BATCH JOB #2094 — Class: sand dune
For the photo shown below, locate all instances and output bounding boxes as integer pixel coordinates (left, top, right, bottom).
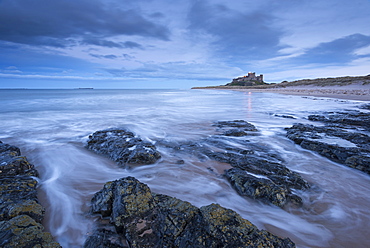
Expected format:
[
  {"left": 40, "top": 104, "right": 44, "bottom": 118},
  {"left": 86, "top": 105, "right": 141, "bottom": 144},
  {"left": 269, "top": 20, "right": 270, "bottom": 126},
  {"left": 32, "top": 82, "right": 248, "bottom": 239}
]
[{"left": 235, "top": 82, "right": 370, "bottom": 101}]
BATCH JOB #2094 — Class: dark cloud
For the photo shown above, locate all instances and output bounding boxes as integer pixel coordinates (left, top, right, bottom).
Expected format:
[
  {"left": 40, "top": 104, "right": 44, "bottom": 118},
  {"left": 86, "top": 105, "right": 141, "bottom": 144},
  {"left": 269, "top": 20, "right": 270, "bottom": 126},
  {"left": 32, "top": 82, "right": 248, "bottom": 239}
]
[
  {"left": 122, "top": 41, "right": 143, "bottom": 49},
  {"left": 187, "top": 1, "right": 285, "bottom": 60},
  {"left": 122, "top": 54, "right": 135, "bottom": 60},
  {"left": 90, "top": 54, "right": 118, "bottom": 59},
  {"left": 82, "top": 38, "right": 124, "bottom": 48},
  {"left": 82, "top": 39, "right": 143, "bottom": 49},
  {"left": 149, "top": 12, "right": 166, "bottom": 19},
  {"left": 0, "top": 0, "right": 170, "bottom": 47},
  {"left": 294, "top": 34, "right": 370, "bottom": 64},
  {"left": 0, "top": 41, "right": 96, "bottom": 73}
]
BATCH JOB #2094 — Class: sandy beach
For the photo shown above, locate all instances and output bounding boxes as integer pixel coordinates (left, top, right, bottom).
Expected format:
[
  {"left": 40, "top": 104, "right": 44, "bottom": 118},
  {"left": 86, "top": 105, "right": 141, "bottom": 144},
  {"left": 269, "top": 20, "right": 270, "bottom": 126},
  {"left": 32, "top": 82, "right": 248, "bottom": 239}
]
[{"left": 225, "top": 82, "right": 370, "bottom": 101}]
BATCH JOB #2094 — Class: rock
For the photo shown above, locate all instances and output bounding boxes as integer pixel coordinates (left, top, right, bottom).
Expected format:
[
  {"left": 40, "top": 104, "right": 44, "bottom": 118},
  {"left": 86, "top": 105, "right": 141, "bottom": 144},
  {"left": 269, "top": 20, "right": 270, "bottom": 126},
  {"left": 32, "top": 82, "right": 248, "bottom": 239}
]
[
  {"left": 232, "top": 155, "right": 310, "bottom": 190},
  {"left": 225, "top": 168, "right": 289, "bottom": 207},
  {"left": 359, "top": 103, "right": 370, "bottom": 110},
  {"left": 0, "top": 176, "right": 44, "bottom": 223},
  {"left": 0, "top": 215, "right": 60, "bottom": 248},
  {"left": 0, "top": 142, "right": 20, "bottom": 156},
  {"left": 86, "top": 129, "right": 161, "bottom": 166},
  {"left": 214, "top": 120, "right": 258, "bottom": 136},
  {"left": 214, "top": 120, "right": 258, "bottom": 130},
  {"left": 199, "top": 203, "right": 294, "bottom": 248},
  {"left": 308, "top": 110, "right": 370, "bottom": 130},
  {"left": 273, "top": 114, "right": 296, "bottom": 119},
  {"left": 85, "top": 177, "right": 295, "bottom": 248},
  {"left": 0, "top": 142, "right": 38, "bottom": 178},
  {"left": 286, "top": 123, "right": 370, "bottom": 175},
  {"left": 0, "top": 200, "right": 44, "bottom": 224},
  {"left": 84, "top": 227, "right": 129, "bottom": 248},
  {"left": 201, "top": 138, "right": 309, "bottom": 207},
  {"left": 0, "top": 141, "right": 61, "bottom": 247}
]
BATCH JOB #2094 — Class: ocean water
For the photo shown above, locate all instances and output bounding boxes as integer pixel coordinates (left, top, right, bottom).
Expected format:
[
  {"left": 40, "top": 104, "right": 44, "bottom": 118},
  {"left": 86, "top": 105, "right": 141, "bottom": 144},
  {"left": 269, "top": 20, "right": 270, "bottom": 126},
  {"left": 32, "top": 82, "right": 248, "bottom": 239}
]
[{"left": 0, "top": 89, "right": 369, "bottom": 248}]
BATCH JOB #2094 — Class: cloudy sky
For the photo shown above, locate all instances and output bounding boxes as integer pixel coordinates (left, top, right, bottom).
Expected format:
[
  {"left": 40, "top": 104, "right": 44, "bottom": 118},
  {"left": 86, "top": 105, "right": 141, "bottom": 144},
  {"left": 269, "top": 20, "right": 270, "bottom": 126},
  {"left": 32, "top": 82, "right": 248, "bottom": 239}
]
[{"left": 1, "top": 0, "right": 370, "bottom": 89}]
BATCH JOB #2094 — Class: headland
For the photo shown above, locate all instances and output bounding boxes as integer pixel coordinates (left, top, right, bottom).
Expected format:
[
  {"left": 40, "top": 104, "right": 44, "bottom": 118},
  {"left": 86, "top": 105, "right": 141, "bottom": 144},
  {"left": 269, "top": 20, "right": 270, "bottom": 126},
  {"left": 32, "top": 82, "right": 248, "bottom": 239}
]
[{"left": 193, "top": 75, "right": 370, "bottom": 101}]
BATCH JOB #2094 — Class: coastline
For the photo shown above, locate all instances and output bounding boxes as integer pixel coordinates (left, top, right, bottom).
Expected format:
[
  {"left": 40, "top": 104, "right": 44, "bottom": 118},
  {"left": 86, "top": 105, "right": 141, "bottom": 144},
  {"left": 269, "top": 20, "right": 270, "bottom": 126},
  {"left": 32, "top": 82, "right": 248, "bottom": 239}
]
[{"left": 193, "top": 82, "right": 370, "bottom": 101}]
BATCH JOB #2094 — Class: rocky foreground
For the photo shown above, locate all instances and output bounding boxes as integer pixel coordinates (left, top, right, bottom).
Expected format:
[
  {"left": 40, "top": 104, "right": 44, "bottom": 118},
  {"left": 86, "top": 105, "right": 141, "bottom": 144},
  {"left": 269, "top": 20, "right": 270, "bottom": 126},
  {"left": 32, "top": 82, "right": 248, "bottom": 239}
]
[
  {"left": 84, "top": 177, "right": 295, "bottom": 248},
  {"left": 0, "top": 141, "right": 61, "bottom": 247},
  {"left": 84, "top": 104, "right": 370, "bottom": 247},
  {"left": 83, "top": 122, "right": 307, "bottom": 247}
]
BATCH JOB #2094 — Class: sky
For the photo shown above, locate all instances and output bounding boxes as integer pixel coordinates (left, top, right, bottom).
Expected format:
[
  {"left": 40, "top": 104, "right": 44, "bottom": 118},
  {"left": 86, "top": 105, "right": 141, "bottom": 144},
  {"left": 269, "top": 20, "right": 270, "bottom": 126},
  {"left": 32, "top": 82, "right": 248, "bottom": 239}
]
[{"left": 1, "top": 0, "right": 370, "bottom": 89}]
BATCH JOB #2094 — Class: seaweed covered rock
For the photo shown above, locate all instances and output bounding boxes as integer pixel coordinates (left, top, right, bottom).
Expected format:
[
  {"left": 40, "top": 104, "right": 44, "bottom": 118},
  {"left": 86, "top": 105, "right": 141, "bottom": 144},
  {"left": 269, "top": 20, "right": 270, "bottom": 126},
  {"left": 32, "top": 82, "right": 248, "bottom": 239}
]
[
  {"left": 0, "top": 141, "right": 61, "bottom": 248},
  {"left": 0, "top": 215, "right": 60, "bottom": 248},
  {"left": 0, "top": 177, "right": 43, "bottom": 222},
  {"left": 85, "top": 177, "right": 295, "bottom": 248},
  {"left": 86, "top": 129, "right": 161, "bottom": 166},
  {"left": 0, "top": 141, "right": 42, "bottom": 222},
  {"left": 286, "top": 123, "right": 370, "bottom": 175}
]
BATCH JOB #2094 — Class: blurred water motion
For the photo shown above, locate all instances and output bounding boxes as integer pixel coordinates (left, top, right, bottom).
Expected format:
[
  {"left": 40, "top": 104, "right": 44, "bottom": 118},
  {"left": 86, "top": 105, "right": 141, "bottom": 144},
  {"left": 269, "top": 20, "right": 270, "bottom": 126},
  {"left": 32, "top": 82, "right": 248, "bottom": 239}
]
[{"left": 0, "top": 89, "right": 369, "bottom": 248}]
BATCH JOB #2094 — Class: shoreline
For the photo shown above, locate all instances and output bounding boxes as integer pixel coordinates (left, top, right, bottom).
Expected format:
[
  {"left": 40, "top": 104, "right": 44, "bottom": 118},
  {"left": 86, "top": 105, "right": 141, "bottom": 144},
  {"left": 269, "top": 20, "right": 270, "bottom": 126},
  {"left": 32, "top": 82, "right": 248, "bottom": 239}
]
[{"left": 193, "top": 83, "right": 370, "bottom": 101}]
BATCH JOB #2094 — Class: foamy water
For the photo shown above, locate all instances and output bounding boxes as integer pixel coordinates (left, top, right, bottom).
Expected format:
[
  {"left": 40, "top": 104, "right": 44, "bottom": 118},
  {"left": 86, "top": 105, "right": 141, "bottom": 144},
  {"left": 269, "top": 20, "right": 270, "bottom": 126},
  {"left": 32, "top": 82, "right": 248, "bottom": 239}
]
[{"left": 0, "top": 89, "right": 369, "bottom": 248}]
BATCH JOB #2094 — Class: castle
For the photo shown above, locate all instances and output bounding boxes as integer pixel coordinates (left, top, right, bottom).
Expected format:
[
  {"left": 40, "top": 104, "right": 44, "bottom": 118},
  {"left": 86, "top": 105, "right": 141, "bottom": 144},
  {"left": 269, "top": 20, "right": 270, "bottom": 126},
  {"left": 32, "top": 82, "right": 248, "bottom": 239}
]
[{"left": 231, "top": 72, "right": 264, "bottom": 85}]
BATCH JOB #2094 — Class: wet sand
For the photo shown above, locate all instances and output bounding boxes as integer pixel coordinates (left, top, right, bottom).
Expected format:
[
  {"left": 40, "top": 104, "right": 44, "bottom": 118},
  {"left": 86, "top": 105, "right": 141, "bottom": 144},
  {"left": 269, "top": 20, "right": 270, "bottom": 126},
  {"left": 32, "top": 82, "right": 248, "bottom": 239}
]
[{"left": 228, "top": 83, "right": 370, "bottom": 101}]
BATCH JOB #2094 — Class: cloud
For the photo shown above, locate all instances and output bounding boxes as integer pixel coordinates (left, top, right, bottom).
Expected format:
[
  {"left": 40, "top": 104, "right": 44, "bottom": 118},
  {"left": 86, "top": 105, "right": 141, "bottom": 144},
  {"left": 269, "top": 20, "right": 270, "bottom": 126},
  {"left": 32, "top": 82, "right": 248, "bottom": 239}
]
[
  {"left": 293, "top": 34, "right": 370, "bottom": 64},
  {"left": 122, "top": 54, "right": 135, "bottom": 60},
  {"left": 187, "top": 1, "right": 285, "bottom": 60},
  {"left": 122, "top": 41, "right": 143, "bottom": 49},
  {"left": 1, "top": 66, "right": 22, "bottom": 74},
  {"left": 104, "top": 61, "right": 237, "bottom": 81},
  {"left": 0, "top": 0, "right": 170, "bottom": 47},
  {"left": 81, "top": 38, "right": 144, "bottom": 49},
  {"left": 82, "top": 39, "right": 125, "bottom": 49},
  {"left": 90, "top": 54, "right": 118, "bottom": 59}
]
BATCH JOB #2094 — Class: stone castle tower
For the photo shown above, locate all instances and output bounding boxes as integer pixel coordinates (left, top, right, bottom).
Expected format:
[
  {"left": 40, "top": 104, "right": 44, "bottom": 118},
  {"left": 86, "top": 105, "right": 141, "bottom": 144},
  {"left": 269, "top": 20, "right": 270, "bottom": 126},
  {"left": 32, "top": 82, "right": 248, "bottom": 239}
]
[{"left": 229, "top": 72, "right": 264, "bottom": 86}]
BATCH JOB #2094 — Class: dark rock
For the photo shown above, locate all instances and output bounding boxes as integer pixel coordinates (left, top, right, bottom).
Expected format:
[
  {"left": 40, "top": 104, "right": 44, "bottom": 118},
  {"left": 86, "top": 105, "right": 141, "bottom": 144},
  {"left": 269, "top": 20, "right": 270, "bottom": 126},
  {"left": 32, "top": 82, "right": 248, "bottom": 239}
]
[
  {"left": 359, "top": 103, "right": 370, "bottom": 110},
  {"left": 214, "top": 120, "right": 258, "bottom": 137},
  {"left": 308, "top": 110, "right": 370, "bottom": 130},
  {"left": 286, "top": 123, "right": 370, "bottom": 175},
  {"left": 0, "top": 141, "right": 20, "bottom": 156},
  {"left": 198, "top": 203, "right": 294, "bottom": 248},
  {"left": 214, "top": 120, "right": 258, "bottom": 130},
  {"left": 273, "top": 114, "right": 296, "bottom": 119},
  {"left": 225, "top": 168, "right": 289, "bottom": 207},
  {"left": 86, "top": 177, "right": 295, "bottom": 248},
  {"left": 86, "top": 129, "right": 161, "bottom": 166},
  {"left": 223, "top": 129, "right": 250, "bottom": 137},
  {"left": 84, "top": 227, "right": 129, "bottom": 248},
  {"left": 0, "top": 141, "right": 61, "bottom": 247},
  {"left": 0, "top": 142, "right": 38, "bottom": 178},
  {"left": 0, "top": 215, "right": 60, "bottom": 248},
  {"left": 0, "top": 176, "right": 44, "bottom": 223},
  {"left": 231, "top": 155, "right": 310, "bottom": 191},
  {"left": 0, "top": 200, "right": 44, "bottom": 224},
  {"left": 200, "top": 138, "right": 309, "bottom": 207}
]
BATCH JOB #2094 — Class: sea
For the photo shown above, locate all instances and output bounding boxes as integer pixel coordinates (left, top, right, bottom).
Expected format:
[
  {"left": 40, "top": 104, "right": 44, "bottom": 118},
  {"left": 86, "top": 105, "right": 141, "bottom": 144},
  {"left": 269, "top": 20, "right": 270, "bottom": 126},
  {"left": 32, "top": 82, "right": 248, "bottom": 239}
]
[{"left": 0, "top": 89, "right": 369, "bottom": 248}]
